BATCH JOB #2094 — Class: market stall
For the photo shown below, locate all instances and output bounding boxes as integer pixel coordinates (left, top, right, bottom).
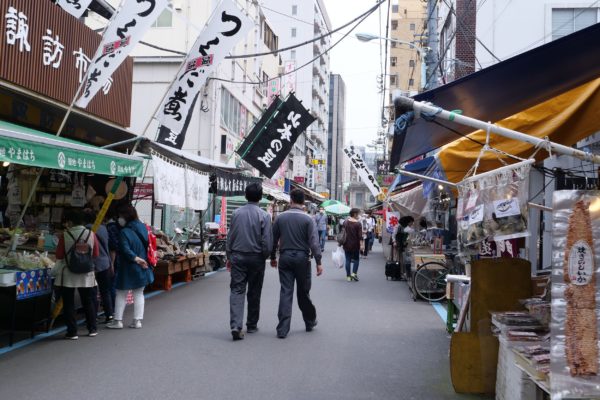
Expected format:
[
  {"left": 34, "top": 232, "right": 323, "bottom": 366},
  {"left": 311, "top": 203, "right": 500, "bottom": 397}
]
[{"left": 0, "top": 120, "right": 144, "bottom": 346}]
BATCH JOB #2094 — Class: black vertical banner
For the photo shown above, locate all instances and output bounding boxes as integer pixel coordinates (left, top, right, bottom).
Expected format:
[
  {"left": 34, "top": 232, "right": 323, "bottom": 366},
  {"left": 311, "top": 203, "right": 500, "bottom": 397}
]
[{"left": 237, "top": 93, "right": 315, "bottom": 178}]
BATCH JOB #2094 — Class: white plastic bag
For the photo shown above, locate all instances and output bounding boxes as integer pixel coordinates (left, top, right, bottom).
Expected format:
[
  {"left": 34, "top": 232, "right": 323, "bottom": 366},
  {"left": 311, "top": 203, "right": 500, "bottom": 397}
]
[{"left": 332, "top": 246, "right": 345, "bottom": 269}]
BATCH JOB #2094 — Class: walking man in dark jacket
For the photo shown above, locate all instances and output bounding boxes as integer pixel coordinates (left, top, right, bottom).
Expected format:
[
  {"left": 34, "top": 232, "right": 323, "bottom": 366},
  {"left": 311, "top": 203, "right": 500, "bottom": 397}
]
[
  {"left": 227, "top": 183, "right": 273, "bottom": 341},
  {"left": 271, "top": 189, "right": 323, "bottom": 339}
]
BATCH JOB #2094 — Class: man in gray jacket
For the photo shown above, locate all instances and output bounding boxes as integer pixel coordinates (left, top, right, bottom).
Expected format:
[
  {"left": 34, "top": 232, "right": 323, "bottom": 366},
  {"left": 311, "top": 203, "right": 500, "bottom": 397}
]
[
  {"left": 227, "top": 183, "right": 273, "bottom": 341},
  {"left": 271, "top": 189, "right": 323, "bottom": 339}
]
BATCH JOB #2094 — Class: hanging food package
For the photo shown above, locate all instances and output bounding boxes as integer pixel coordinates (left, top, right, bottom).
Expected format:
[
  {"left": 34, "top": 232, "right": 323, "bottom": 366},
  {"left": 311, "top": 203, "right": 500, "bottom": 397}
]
[
  {"left": 484, "top": 162, "right": 531, "bottom": 241},
  {"left": 463, "top": 181, "right": 489, "bottom": 245},
  {"left": 551, "top": 191, "right": 600, "bottom": 399}
]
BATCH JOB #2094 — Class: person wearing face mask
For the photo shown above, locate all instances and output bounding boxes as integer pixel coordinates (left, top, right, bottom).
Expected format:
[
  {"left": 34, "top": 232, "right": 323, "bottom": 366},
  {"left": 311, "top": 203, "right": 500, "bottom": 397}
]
[{"left": 106, "top": 204, "right": 153, "bottom": 330}]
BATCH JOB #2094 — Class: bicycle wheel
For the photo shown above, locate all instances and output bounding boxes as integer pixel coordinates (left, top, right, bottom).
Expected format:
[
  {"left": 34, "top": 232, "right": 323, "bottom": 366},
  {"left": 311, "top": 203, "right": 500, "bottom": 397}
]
[{"left": 413, "top": 261, "right": 448, "bottom": 302}]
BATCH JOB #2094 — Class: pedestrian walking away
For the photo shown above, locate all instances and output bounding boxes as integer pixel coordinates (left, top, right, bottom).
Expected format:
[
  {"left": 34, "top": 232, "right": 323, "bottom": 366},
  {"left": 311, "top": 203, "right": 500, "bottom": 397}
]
[
  {"left": 51, "top": 209, "right": 100, "bottom": 339},
  {"left": 271, "top": 189, "right": 323, "bottom": 339},
  {"left": 343, "top": 208, "right": 363, "bottom": 282},
  {"left": 314, "top": 207, "right": 328, "bottom": 252},
  {"left": 107, "top": 204, "right": 154, "bottom": 330},
  {"left": 226, "top": 183, "right": 273, "bottom": 341}
]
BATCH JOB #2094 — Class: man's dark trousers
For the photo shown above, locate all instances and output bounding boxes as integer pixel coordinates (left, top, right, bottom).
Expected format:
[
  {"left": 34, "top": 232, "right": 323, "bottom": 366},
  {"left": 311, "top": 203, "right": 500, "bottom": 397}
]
[
  {"left": 230, "top": 253, "right": 266, "bottom": 331},
  {"left": 277, "top": 251, "right": 317, "bottom": 336}
]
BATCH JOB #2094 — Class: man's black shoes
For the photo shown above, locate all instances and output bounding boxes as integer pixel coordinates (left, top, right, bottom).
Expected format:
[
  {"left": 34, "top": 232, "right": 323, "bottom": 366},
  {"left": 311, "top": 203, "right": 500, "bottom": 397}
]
[
  {"left": 231, "top": 329, "right": 245, "bottom": 341},
  {"left": 246, "top": 326, "right": 258, "bottom": 334},
  {"left": 306, "top": 320, "right": 318, "bottom": 332}
]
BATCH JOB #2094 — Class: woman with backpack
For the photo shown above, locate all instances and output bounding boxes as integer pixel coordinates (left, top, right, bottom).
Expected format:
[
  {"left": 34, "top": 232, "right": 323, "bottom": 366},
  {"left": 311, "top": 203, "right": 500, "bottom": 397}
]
[
  {"left": 53, "top": 209, "right": 101, "bottom": 340},
  {"left": 107, "top": 204, "right": 154, "bottom": 330}
]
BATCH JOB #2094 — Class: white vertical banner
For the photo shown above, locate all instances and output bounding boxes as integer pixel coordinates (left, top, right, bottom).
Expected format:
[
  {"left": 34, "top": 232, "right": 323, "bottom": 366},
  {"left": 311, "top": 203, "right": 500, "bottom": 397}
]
[
  {"left": 76, "top": 0, "right": 170, "bottom": 108},
  {"left": 55, "top": 0, "right": 94, "bottom": 18},
  {"left": 152, "top": 155, "right": 186, "bottom": 207},
  {"left": 185, "top": 168, "right": 209, "bottom": 210},
  {"left": 155, "top": 0, "right": 252, "bottom": 135},
  {"left": 344, "top": 146, "right": 382, "bottom": 198}
]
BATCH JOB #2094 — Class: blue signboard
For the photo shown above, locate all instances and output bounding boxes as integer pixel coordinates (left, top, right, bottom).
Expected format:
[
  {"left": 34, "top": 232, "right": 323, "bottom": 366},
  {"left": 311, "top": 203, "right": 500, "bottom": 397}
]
[{"left": 15, "top": 269, "right": 52, "bottom": 300}]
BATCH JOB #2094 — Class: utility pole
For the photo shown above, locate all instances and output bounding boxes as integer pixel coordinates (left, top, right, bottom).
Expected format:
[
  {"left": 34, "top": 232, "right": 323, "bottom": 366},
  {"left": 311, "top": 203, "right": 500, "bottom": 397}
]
[{"left": 425, "top": 0, "right": 440, "bottom": 90}]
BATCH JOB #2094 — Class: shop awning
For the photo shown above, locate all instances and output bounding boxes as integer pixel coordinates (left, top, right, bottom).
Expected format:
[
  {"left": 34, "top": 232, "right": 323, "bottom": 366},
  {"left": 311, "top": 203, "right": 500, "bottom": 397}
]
[
  {"left": 291, "top": 182, "right": 326, "bottom": 202},
  {"left": 142, "top": 140, "right": 239, "bottom": 172},
  {"left": 390, "top": 23, "right": 600, "bottom": 177},
  {"left": 0, "top": 120, "right": 144, "bottom": 177},
  {"left": 263, "top": 185, "right": 290, "bottom": 203},
  {"left": 387, "top": 184, "right": 426, "bottom": 218},
  {"left": 389, "top": 156, "right": 436, "bottom": 192}
]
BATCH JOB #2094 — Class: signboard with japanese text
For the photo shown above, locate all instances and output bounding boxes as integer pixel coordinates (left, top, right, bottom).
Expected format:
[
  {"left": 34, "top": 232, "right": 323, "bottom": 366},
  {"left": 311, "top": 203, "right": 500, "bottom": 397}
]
[
  {"left": 238, "top": 93, "right": 315, "bottom": 178},
  {"left": 155, "top": 0, "right": 252, "bottom": 138},
  {"left": 133, "top": 183, "right": 154, "bottom": 199},
  {"left": 151, "top": 155, "right": 186, "bottom": 207},
  {"left": 185, "top": 168, "right": 209, "bottom": 210},
  {"left": 0, "top": 126, "right": 143, "bottom": 177},
  {"left": 237, "top": 97, "right": 283, "bottom": 157},
  {"left": 155, "top": 92, "right": 199, "bottom": 149},
  {"left": 344, "top": 146, "right": 382, "bottom": 198},
  {"left": 55, "top": 0, "right": 93, "bottom": 19},
  {"left": 76, "top": 0, "right": 169, "bottom": 108},
  {"left": 215, "top": 169, "right": 261, "bottom": 197},
  {"left": 0, "top": 0, "right": 133, "bottom": 126},
  {"left": 282, "top": 60, "right": 296, "bottom": 96},
  {"left": 376, "top": 160, "right": 390, "bottom": 175}
]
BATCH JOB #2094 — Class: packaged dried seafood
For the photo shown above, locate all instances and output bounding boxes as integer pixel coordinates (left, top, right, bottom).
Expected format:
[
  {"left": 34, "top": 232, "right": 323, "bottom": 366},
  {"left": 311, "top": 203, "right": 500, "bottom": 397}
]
[{"left": 551, "top": 191, "right": 600, "bottom": 399}]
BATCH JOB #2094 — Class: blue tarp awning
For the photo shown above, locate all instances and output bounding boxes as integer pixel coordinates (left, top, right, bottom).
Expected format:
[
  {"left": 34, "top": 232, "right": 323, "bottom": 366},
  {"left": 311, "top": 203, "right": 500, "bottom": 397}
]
[{"left": 389, "top": 156, "right": 435, "bottom": 192}]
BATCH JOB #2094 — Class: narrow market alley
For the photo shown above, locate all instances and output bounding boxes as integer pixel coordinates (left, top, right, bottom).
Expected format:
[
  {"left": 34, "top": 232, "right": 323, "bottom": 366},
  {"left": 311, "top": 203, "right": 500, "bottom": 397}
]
[{"left": 0, "top": 242, "right": 484, "bottom": 400}]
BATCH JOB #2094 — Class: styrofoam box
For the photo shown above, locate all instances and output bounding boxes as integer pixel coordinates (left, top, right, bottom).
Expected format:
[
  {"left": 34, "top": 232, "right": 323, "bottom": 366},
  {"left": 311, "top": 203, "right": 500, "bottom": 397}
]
[{"left": 0, "top": 271, "right": 17, "bottom": 286}]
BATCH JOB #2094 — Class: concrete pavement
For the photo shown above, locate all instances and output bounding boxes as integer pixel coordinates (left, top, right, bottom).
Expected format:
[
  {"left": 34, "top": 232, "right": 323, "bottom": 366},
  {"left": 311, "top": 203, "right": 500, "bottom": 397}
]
[{"left": 0, "top": 241, "right": 486, "bottom": 400}]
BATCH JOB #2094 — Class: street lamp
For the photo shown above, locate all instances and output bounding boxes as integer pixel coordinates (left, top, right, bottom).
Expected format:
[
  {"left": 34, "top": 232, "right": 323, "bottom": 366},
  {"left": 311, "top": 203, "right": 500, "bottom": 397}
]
[{"left": 355, "top": 32, "right": 429, "bottom": 91}]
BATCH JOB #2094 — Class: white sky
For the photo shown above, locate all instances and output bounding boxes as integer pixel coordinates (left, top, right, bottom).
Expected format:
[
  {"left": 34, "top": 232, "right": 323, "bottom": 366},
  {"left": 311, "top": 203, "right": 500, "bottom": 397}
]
[{"left": 325, "top": 0, "right": 388, "bottom": 147}]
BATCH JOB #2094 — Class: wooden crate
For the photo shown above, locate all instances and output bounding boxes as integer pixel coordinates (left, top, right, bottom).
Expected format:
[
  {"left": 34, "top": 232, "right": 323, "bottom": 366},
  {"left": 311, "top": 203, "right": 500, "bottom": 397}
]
[
  {"left": 155, "top": 260, "right": 182, "bottom": 275},
  {"left": 151, "top": 268, "right": 192, "bottom": 291}
]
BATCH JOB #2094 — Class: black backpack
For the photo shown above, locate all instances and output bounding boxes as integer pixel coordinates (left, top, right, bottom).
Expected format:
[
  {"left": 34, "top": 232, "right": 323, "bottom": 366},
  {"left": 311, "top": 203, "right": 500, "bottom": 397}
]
[{"left": 65, "top": 230, "right": 95, "bottom": 274}]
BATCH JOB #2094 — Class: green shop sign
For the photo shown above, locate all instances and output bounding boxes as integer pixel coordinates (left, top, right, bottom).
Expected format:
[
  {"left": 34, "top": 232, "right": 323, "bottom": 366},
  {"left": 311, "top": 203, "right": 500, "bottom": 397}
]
[{"left": 0, "top": 121, "right": 143, "bottom": 177}]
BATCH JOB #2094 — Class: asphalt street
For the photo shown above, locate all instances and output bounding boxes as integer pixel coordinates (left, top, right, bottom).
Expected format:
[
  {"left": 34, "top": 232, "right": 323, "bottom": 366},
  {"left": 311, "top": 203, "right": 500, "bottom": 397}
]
[{"left": 0, "top": 241, "right": 487, "bottom": 400}]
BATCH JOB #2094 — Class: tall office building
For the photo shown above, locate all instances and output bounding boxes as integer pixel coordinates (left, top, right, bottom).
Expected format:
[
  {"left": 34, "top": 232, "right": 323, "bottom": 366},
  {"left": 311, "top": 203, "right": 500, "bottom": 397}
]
[{"left": 327, "top": 74, "right": 346, "bottom": 201}]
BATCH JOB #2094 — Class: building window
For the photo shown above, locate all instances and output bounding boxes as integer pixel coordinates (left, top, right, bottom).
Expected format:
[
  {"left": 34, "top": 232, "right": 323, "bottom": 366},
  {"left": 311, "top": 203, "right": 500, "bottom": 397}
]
[
  {"left": 552, "top": 8, "right": 598, "bottom": 40},
  {"left": 152, "top": 9, "right": 172, "bottom": 27},
  {"left": 291, "top": 49, "right": 296, "bottom": 60},
  {"left": 409, "top": 78, "right": 414, "bottom": 87},
  {"left": 391, "top": 20, "right": 398, "bottom": 30},
  {"left": 291, "top": 27, "right": 297, "bottom": 38},
  {"left": 220, "top": 88, "right": 248, "bottom": 136},
  {"left": 410, "top": 23, "right": 416, "bottom": 31},
  {"left": 355, "top": 192, "right": 364, "bottom": 206},
  {"left": 292, "top": 5, "right": 298, "bottom": 15},
  {"left": 220, "top": 135, "right": 227, "bottom": 155},
  {"left": 390, "top": 57, "right": 397, "bottom": 67},
  {"left": 390, "top": 75, "right": 397, "bottom": 86},
  {"left": 392, "top": 4, "right": 399, "bottom": 13},
  {"left": 409, "top": 59, "right": 415, "bottom": 67},
  {"left": 262, "top": 20, "right": 278, "bottom": 52},
  {"left": 391, "top": 41, "right": 396, "bottom": 48}
]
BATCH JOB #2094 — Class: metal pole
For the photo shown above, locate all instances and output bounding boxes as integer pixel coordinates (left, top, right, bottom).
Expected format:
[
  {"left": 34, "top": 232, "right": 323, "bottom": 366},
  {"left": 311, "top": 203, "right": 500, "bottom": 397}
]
[{"left": 396, "top": 96, "right": 600, "bottom": 164}]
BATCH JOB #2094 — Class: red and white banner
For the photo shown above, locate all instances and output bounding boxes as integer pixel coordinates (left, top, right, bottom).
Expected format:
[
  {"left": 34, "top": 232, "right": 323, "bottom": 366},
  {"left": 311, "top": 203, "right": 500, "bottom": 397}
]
[
  {"left": 155, "top": 0, "right": 252, "bottom": 137},
  {"left": 55, "top": 0, "right": 93, "bottom": 18},
  {"left": 76, "top": 0, "right": 169, "bottom": 108}
]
